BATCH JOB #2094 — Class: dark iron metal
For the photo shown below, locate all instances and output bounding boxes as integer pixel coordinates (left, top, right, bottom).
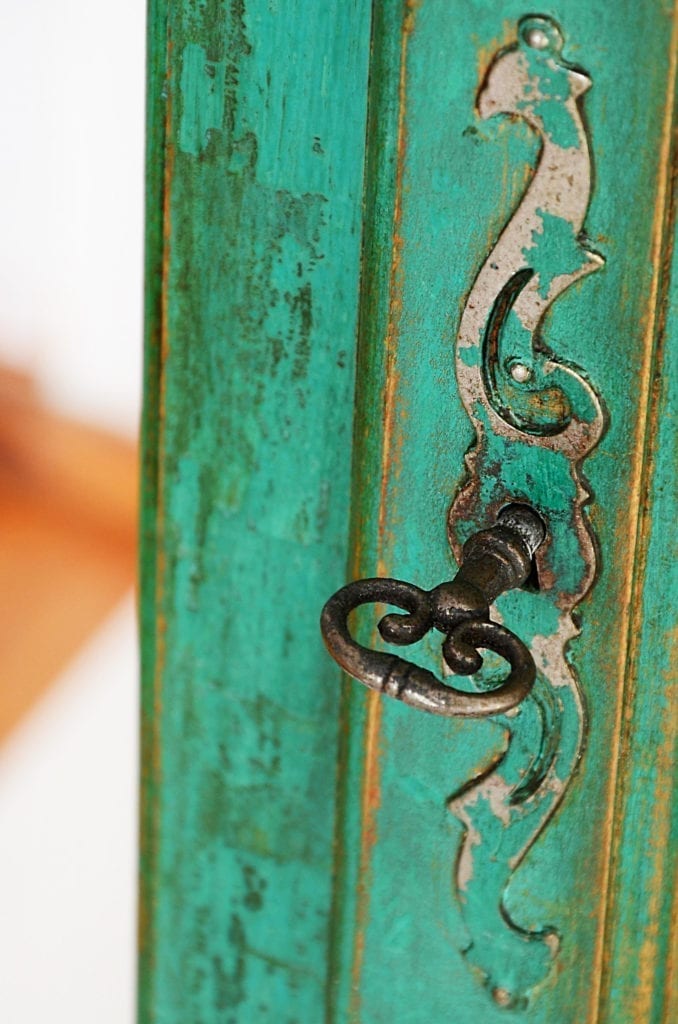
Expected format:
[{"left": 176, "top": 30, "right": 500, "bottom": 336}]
[{"left": 320, "top": 504, "right": 546, "bottom": 718}]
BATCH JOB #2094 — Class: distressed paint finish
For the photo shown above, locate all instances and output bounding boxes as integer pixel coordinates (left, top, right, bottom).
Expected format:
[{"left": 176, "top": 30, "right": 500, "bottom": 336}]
[
  {"left": 446, "top": 16, "right": 604, "bottom": 1004},
  {"left": 142, "top": 1, "right": 677, "bottom": 1022},
  {"left": 140, "top": 1, "right": 372, "bottom": 1021},
  {"left": 597, "top": 36, "right": 678, "bottom": 1019},
  {"left": 329, "top": 1, "right": 677, "bottom": 1022}
]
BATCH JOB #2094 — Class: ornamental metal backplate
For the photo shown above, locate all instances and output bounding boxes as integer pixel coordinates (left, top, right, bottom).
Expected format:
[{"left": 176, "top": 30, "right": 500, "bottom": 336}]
[
  {"left": 321, "top": 14, "right": 604, "bottom": 1008},
  {"left": 447, "top": 14, "right": 604, "bottom": 1006}
]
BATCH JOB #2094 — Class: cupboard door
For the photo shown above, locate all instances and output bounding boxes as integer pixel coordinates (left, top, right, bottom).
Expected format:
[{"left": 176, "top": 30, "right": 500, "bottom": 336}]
[
  {"left": 141, "top": 2, "right": 676, "bottom": 1021},
  {"left": 327, "top": 4, "right": 677, "bottom": 1022}
]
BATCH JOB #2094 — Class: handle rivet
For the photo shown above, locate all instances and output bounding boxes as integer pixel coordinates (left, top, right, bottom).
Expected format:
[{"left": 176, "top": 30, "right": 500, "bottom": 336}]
[
  {"left": 525, "top": 28, "right": 549, "bottom": 49},
  {"left": 510, "top": 362, "right": 532, "bottom": 383}
]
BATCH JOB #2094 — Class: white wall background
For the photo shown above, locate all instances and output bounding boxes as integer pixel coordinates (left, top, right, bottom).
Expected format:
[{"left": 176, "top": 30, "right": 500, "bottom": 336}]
[
  {"left": 0, "top": 2, "right": 145, "bottom": 1021},
  {"left": 0, "top": 0, "right": 145, "bottom": 436},
  {"left": 0, "top": 601, "right": 138, "bottom": 1022}
]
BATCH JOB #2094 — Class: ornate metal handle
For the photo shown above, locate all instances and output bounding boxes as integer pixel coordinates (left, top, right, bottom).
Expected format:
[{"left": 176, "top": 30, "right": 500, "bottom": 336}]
[{"left": 320, "top": 504, "right": 546, "bottom": 717}]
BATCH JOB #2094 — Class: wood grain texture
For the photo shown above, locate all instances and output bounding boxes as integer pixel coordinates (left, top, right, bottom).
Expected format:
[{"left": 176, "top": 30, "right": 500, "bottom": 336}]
[
  {"left": 142, "top": 1, "right": 677, "bottom": 1021},
  {"left": 597, "top": 54, "right": 678, "bottom": 1019},
  {"left": 139, "top": 2, "right": 372, "bottom": 1021},
  {"left": 329, "top": 2, "right": 678, "bottom": 1021}
]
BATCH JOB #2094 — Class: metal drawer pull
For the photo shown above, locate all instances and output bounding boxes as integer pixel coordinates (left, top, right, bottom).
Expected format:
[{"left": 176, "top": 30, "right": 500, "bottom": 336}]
[{"left": 320, "top": 504, "right": 545, "bottom": 717}]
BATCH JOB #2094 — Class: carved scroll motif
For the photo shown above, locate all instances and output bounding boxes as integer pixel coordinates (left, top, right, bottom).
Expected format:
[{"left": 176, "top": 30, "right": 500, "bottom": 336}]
[{"left": 448, "top": 16, "right": 605, "bottom": 1008}]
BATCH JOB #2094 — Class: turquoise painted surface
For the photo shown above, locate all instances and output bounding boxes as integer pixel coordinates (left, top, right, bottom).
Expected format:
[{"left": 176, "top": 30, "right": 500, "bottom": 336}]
[
  {"left": 599, "top": 139, "right": 678, "bottom": 1023},
  {"left": 142, "top": 0, "right": 677, "bottom": 1021},
  {"left": 445, "top": 24, "right": 606, "bottom": 990},
  {"left": 140, "top": 2, "right": 372, "bottom": 1021},
  {"left": 329, "top": 2, "right": 677, "bottom": 1022}
]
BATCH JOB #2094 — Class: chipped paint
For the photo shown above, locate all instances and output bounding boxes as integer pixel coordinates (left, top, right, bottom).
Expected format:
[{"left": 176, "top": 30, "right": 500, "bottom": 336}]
[
  {"left": 450, "top": 772, "right": 513, "bottom": 889},
  {"left": 140, "top": 1, "right": 374, "bottom": 1020},
  {"left": 448, "top": 15, "right": 603, "bottom": 1004},
  {"left": 142, "top": 2, "right": 678, "bottom": 1020},
  {"left": 350, "top": 4, "right": 417, "bottom": 1014},
  {"left": 179, "top": 43, "right": 226, "bottom": 156},
  {"left": 593, "top": 6, "right": 678, "bottom": 1018},
  {"left": 323, "top": 2, "right": 678, "bottom": 1021}
]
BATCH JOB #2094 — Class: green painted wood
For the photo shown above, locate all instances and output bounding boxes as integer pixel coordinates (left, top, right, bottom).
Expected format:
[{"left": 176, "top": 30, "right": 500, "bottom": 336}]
[
  {"left": 142, "top": 1, "right": 677, "bottom": 1021},
  {"left": 139, "top": 2, "right": 372, "bottom": 1020},
  {"left": 598, "top": 122, "right": 678, "bottom": 1023},
  {"left": 328, "top": 2, "right": 677, "bottom": 1022}
]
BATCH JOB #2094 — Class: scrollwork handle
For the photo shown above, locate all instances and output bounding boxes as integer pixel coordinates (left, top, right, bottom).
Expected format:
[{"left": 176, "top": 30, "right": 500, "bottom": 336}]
[{"left": 321, "top": 504, "right": 546, "bottom": 718}]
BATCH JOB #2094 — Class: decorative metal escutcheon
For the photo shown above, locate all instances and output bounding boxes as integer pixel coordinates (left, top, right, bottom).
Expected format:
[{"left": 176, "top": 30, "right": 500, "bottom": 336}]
[
  {"left": 320, "top": 504, "right": 546, "bottom": 718},
  {"left": 319, "top": 11, "right": 605, "bottom": 1008}
]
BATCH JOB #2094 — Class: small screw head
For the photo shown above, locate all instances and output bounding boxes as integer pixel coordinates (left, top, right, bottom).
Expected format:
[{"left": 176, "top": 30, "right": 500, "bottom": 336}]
[
  {"left": 525, "top": 28, "right": 549, "bottom": 49},
  {"left": 528, "top": 28, "right": 548, "bottom": 49},
  {"left": 519, "top": 15, "right": 564, "bottom": 54},
  {"left": 510, "top": 362, "right": 532, "bottom": 383}
]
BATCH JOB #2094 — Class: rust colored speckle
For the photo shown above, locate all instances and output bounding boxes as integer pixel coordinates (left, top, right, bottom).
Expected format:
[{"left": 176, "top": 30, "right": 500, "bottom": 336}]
[{"left": 351, "top": 6, "right": 418, "bottom": 1014}]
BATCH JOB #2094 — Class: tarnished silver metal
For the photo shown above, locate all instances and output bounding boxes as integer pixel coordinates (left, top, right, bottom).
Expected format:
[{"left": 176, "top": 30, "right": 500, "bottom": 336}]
[
  {"left": 456, "top": 14, "right": 604, "bottom": 450},
  {"left": 320, "top": 504, "right": 546, "bottom": 718},
  {"left": 320, "top": 14, "right": 603, "bottom": 1004},
  {"left": 445, "top": 15, "right": 605, "bottom": 1000}
]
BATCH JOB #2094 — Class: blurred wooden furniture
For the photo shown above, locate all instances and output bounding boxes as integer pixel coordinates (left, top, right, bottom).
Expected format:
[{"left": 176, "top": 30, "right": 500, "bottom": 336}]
[{"left": 0, "top": 368, "right": 137, "bottom": 740}]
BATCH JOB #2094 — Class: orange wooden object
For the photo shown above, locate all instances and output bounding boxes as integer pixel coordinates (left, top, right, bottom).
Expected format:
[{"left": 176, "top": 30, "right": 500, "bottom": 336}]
[{"left": 0, "top": 369, "right": 137, "bottom": 739}]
